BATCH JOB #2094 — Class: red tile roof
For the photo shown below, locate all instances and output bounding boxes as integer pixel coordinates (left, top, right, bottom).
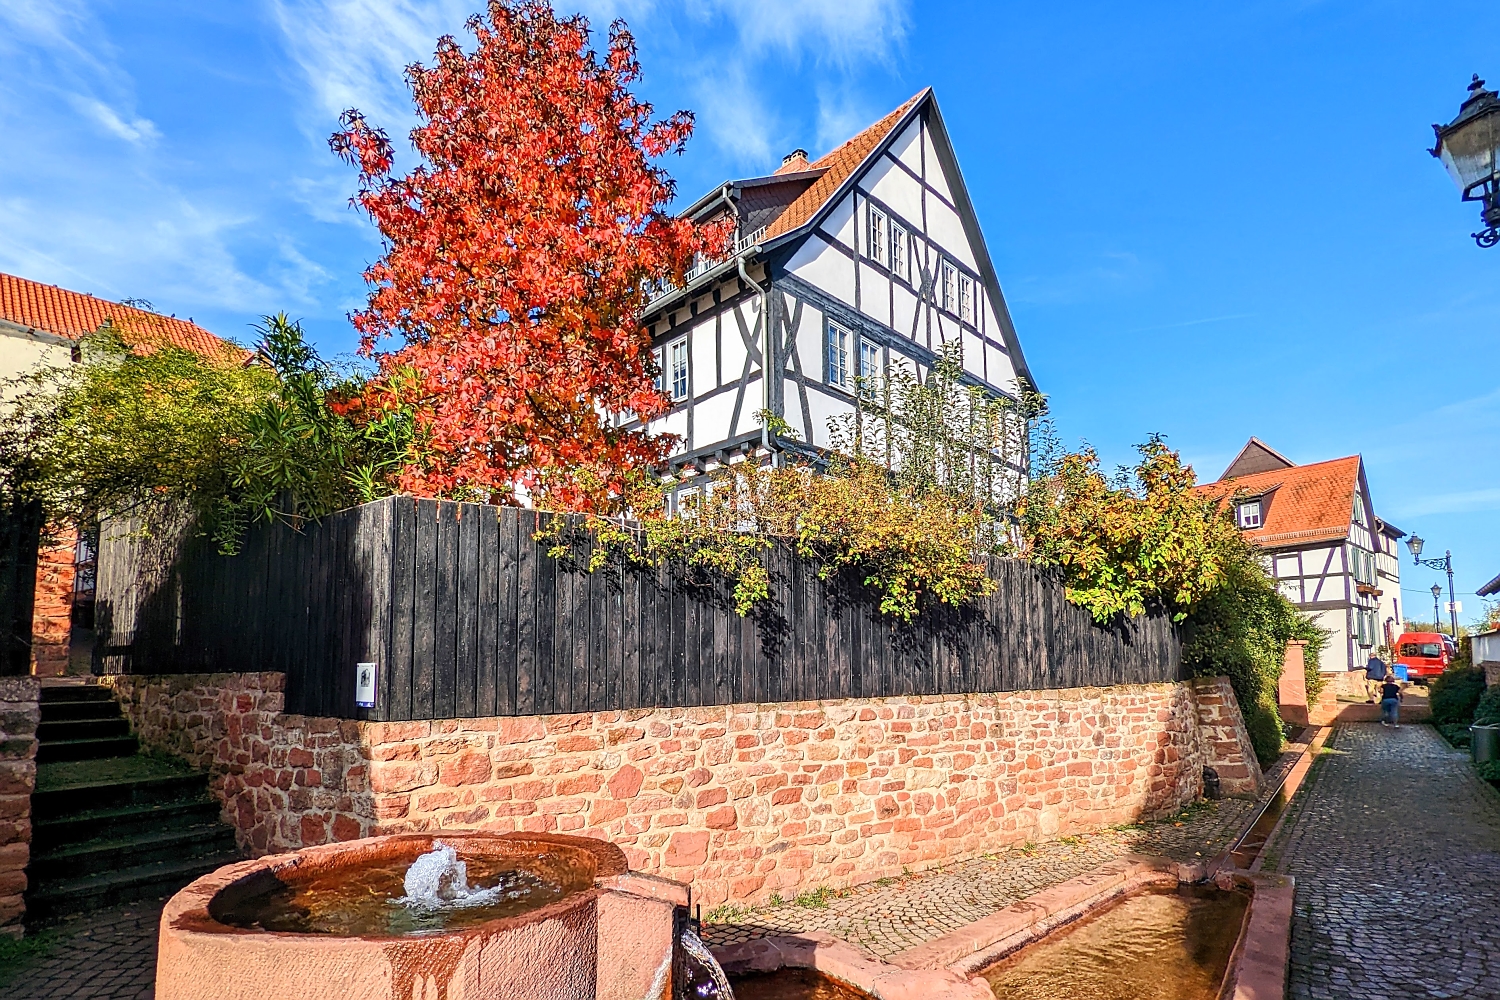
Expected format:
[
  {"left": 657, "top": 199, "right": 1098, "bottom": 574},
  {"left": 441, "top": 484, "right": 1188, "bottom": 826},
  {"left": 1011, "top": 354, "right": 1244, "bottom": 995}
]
[
  {"left": 0, "top": 271, "right": 232, "bottom": 356},
  {"left": 762, "top": 92, "right": 924, "bottom": 242},
  {"left": 1202, "top": 455, "right": 1363, "bottom": 547}
]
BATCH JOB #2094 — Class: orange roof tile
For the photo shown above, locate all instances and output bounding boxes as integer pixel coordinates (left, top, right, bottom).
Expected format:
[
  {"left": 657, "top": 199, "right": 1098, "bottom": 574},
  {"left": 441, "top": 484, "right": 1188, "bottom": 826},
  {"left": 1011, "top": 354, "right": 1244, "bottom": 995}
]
[
  {"left": 762, "top": 92, "right": 924, "bottom": 242},
  {"left": 1201, "top": 455, "right": 1363, "bottom": 547},
  {"left": 0, "top": 271, "right": 233, "bottom": 357}
]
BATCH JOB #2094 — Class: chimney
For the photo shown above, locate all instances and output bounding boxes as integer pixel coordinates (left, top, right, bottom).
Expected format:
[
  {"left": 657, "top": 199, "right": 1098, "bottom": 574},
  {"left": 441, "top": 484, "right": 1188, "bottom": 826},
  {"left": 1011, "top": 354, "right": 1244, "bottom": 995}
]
[{"left": 775, "top": 149, "right": 810, "bottom": 175}]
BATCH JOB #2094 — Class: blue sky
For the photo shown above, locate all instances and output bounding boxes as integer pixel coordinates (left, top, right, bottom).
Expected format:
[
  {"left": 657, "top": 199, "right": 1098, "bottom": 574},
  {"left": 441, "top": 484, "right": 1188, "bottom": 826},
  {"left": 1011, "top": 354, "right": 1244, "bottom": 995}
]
[{"left": 2, "top": 1, "right": 1497, "bottom": 614}]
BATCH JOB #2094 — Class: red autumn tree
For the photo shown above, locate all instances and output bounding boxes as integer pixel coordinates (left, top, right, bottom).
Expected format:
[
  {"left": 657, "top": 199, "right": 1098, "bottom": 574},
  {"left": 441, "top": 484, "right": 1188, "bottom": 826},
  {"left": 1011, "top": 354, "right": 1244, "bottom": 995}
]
[{"left": 330, "top": 0, "right": 728, "bottom": 507}]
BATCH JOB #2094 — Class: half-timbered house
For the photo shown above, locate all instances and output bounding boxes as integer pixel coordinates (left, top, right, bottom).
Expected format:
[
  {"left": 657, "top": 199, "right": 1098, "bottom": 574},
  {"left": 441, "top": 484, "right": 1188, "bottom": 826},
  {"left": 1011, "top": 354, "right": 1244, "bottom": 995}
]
[
  {"left": 633, "top": 89, "right": 1035, "bottom": 507},
  {"left": 1207, "top": 438, "right": 1405, "bottom": 672}
]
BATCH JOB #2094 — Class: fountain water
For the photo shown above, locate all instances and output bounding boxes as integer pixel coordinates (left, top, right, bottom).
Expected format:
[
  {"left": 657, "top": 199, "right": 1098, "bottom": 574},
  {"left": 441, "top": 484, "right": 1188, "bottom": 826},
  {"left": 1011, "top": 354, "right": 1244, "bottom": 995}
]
[
  {"left": 397, "top": 840, "right": 524, "bottom": 911},
  {"left": 681, "top": 925, "right": 736, "bottom": 999},
  {"left": 158, "top": 831, "right": 688, "bottom": 1000}
]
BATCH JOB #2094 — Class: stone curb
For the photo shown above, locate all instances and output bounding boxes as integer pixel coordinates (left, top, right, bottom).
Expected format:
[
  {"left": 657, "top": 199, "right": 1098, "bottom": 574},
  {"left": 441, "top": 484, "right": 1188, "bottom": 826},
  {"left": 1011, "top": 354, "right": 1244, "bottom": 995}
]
[
  {"left": 893, "top": 854, "right": 1179, "bottom": 974},
  {"left": 711, "top": 930, "right": 992, "bottom": 1000}
]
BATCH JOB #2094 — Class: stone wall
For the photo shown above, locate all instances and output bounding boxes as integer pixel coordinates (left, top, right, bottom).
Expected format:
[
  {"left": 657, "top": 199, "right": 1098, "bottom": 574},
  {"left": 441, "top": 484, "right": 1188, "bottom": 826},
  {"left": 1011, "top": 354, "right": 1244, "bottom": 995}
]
[
  {"left": 30, "top": 527, "right": 76, "bottom": 677},
  {"left": 1191, "top": 677, "right": 1262, "bottom": 797},
  {"left": 107, "top": 673, "right": 1244, "bottom": 908},
  {"left": 0, "top": 677, "right": 39, "bottom": 936}
]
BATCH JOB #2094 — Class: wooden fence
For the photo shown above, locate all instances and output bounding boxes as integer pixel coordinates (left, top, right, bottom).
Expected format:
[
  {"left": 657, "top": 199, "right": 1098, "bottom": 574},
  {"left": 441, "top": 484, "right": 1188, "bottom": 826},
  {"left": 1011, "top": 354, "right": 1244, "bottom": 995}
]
[
  {"left": 0, "top": 500, "right": 42, "bottom": 676},
  {"left": 95, "top": 496, "right": 1183, "bottom": 720}
]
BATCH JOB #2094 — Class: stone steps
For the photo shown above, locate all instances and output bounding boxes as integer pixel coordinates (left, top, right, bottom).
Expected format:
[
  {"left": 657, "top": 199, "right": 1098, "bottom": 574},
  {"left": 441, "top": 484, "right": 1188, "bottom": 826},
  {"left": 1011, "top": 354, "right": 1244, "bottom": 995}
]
[{"left": 25, "top": 681, "right": 244, "bottom": 923}]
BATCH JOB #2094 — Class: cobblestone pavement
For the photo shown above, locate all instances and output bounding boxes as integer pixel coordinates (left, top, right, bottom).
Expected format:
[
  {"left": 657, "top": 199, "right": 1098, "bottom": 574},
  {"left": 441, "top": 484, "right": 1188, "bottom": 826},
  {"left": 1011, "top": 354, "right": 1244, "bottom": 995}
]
[
  {"left": 1264, "top": 724, "right": 1500, "bottom": 1000},
  {"left": 2, "top": 901, "right": 161, "bottom": 1000},
  {"left": 702, "top": 793, "right": 1259, "bottom": 958}
]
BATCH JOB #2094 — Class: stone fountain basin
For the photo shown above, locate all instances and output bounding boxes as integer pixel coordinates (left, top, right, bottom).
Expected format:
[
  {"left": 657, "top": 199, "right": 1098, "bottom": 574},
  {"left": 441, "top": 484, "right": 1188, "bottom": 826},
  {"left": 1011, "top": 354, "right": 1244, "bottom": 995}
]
[{"left": 157, "top": 831, "right": 686, "bottom": 1000}]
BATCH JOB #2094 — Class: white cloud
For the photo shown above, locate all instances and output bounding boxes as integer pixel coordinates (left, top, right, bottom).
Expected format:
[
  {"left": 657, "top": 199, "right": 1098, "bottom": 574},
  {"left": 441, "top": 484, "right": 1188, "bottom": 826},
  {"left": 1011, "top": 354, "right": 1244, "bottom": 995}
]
[
  {"left": 267, "top": 0, "right": 474, "bottom": 133},
  {"left": 268, "top": 0, "right": 909, "bottom": 172},
  {"left": 69, "top": 95, "right": 160, "bottom": 144}
]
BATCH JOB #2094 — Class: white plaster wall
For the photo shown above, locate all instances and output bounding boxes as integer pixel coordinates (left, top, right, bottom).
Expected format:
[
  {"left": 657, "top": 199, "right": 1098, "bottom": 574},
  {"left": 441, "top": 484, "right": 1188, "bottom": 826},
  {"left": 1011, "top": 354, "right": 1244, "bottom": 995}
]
[
  {"left": 788, "top": 236, "right": 855, "bottom": 309},
  {"left": 690, "top": 318, "right": 716, "bottom": 393},
  {"left": 823, "top": 194, "right": 856, "bottom": 251},
  {"left": 857, "top": 262, "right": 891, "bottom": 328},
  {"left": 925, "top": 198, "right": 977, "bottom": 271},
  {"left": 891, "top": 119, "right": 922, "bottom": 174},
  {"left": 922, "top": 126, "right": 954, "bottom": 204},
  {"left": 693, "top": 391, "right": 737, "bottom": 448},
  {"left": 865, "top": 155, "right": 923, "bottom": 225}
]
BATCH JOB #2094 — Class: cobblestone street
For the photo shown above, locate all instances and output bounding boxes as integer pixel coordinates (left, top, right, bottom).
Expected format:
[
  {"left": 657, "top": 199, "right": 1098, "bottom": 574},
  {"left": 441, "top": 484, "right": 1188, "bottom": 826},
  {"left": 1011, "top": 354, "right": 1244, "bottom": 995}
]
[{"left": 1265, "top": 724, "right": 1500, "bottom": 1000}]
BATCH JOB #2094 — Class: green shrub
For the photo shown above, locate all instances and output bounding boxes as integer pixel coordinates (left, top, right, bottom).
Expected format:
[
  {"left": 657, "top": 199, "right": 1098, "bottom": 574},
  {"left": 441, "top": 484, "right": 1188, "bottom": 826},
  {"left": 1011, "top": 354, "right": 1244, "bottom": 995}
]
[
  {"left": 1436, "top": 723, "right": 1472, "bottom": 749},
  {"left": 1476, "top": 759, "right": 1500, "bottom": 784},
  {"left": 1429, "top": 667, "right": 1486, "bottom": 725},
  {"left": 1474, "top": 684, "right": 1500, "bottom": 725}
]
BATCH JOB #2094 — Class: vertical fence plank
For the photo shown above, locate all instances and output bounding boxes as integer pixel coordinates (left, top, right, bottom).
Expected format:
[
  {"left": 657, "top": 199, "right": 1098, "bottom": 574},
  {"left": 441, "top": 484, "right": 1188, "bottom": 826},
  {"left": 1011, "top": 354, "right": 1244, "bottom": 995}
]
[
  {"left": 476, "top": 505, "right": 499, "bottom": 719},
  {"left": 514, "top": 510, "right": 536, "bottom": 716},
  {"left": 456, "top": 504, "right": 480, "bottom": 719}
]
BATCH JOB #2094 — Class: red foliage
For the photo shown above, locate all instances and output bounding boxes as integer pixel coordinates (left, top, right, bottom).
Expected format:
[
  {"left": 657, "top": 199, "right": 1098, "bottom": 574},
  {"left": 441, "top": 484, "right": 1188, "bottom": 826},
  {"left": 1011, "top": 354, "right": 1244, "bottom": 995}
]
[{"left": 331, "top": 0, "right": 729, "bottom": 507}]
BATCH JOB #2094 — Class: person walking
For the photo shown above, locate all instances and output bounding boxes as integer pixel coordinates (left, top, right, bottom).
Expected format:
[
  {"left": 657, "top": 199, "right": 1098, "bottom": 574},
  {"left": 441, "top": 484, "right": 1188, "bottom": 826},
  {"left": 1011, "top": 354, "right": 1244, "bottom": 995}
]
[
  {"left": 1364, "top": 653, "right": 1388, "bottom": 703},
  {"left": 1379, "top": 671, "right": 1404, "bottom": 728}
]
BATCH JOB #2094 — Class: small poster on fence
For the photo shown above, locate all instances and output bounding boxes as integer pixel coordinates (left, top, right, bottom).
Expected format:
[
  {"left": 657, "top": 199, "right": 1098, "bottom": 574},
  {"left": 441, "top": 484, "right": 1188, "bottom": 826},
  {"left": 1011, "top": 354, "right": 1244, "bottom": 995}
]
[{"left": 355, "top": 662, "right": 378, "bottom": 709}]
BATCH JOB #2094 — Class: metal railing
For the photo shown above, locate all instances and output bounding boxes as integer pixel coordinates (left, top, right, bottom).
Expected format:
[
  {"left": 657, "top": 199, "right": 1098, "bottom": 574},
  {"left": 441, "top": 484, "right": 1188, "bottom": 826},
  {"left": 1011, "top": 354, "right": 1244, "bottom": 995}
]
[{"left": 645, "top": 226, "right": 767, "bottom": 305}]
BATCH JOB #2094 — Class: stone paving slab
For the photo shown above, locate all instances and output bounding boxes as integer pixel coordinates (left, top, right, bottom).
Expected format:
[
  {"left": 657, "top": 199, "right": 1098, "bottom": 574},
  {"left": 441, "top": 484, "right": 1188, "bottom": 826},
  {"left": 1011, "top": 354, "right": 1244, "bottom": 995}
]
[
  {"left": 1265, "top": 723, "right": 1500, "bottom": 1000},
  {"left": 1, "top": 901, "right": 160, "bottom": 1000}
]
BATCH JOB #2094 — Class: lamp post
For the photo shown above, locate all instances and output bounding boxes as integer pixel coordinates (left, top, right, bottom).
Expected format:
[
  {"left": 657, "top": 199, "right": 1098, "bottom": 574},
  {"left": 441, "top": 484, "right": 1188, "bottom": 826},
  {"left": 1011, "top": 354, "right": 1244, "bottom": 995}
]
[
  {"left": 1429, "top": 75, "right": 1500, "bottom": 247},
  {"left": 1408, "top": 534, "right": 1459, "bottom": 641}
]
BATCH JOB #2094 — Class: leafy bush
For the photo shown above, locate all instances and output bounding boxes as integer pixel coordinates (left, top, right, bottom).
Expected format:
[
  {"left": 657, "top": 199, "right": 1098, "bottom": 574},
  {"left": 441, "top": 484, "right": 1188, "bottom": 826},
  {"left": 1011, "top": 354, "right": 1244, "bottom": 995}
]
[
  {"left": 1023, "top": 436, "right": 1330, "bottom": 765},
  {"left": 1436, "top": 723, "right": 1472, "bottom": 749},
  {"left": 543, "top": 345, "right": 1041, "bottom": 621},
  {"left": 1429, "top": 666, "right": 1486, "bottom": 725},
  {"left": 1474, "top": 683, "right": 1500, "bottom": 725},
  {"left": 0, "top": 316, "right": 415, "bottom": 552}
]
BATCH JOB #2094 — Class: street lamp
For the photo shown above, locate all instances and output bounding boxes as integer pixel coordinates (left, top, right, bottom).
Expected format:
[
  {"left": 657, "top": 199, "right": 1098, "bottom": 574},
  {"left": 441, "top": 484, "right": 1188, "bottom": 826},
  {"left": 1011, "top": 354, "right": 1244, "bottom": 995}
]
[
  {"left": 1408, "top": 534, "right": 1459, "bottom": 641},
  {"left": 1430, "top": 75, "right": 1500, "bottom": 247}
]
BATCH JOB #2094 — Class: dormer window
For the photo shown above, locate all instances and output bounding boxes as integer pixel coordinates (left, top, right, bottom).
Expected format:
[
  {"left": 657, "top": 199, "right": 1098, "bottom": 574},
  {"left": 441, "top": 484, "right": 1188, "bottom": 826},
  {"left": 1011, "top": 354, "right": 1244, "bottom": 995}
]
[{"left": 1237, "top": 500, "right": 1262, "bottom": 529}]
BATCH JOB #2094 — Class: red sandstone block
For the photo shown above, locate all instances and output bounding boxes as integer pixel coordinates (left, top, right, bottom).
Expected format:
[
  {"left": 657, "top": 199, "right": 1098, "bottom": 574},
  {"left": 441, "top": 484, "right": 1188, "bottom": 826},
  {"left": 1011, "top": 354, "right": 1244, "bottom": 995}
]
[
  {"left": 435, "top": 752, "right": 491, "bottom": 787},
  {"left": 495, "top": 718, "right": 547, "bottom": 744},
  {"left": 771, "top": 788, "right": 801, "bottom": 806},
  {"left": 416, "top": 790, "right": 461, "bottom": 812},
  {"left": 695, "top": 787, "right": 728, "bottom": 808},
  {"left": 665, "top": 831, "right": 709, "bottom": 867},
  {"left": 493, "top": 762, "right": 533, "bottom": 780},
  {"left": 705, "top": 806, "right": 736, "bottom": 830},
  {"left": 591, "top": 801, "right": 628, "bottom": 823}
]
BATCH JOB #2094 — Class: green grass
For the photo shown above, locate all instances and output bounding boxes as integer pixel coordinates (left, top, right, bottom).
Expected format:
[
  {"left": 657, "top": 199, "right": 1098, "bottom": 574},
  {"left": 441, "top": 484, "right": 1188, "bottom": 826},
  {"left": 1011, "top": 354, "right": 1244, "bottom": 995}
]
[
  {"left": 0, "top": 927, "right": 62, "bottom": 987},
  {"left": 792, "top": 886, "right": 836, "bottom": 909}
]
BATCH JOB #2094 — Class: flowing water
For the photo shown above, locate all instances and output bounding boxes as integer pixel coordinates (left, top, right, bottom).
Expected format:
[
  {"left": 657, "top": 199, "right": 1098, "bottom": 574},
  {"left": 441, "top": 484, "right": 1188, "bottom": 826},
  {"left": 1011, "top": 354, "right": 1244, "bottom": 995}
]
[
  {"left": 215, "top": 841, "right": 585, "bottom": 936},
  {"left": 727, "top": 968, "right": 874, "bottom": 1000},
  {"left": 981, "top": 884, "right": 1249, "bottom": 1000},
  {"left": 680, "top": 926, "right": 736, "bottom": 999}
]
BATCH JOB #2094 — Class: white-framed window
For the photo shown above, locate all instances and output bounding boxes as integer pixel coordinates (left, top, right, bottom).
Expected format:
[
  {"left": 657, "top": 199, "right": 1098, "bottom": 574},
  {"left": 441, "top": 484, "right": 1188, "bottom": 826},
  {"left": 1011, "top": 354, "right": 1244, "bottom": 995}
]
[
  {"left": 941, "top": 260, "right": 957, "bottom": 312},
  {"left": 891, "top": 224, "right": 909, "bottom": 281},
  {"left": 958, "top": 274, "right": 974, "bottom": 323},
  {"left": 858, "top": 339, "right": 881, "bottom": 395},
  {"left": 867, "top": 206, "right": 887, "bottom": 267},
  {"left": 1237, "top": 500, "right": 1262, "bottom": 529},
  {"left": 668, "top": 337, "right": 689, "bottom": 401},
  {"left": 827, "top": 322, "right": 852, "bottom": 390},
  {"left": 652, "top": 347, "right": 665, "bottom": 394}
]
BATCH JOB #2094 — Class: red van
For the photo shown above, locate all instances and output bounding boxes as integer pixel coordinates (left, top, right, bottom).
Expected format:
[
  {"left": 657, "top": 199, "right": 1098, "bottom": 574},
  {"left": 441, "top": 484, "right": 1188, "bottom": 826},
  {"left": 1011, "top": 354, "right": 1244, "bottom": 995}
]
[{"left": 1395, "top": 632, "right": 1450, "bottom": 684}]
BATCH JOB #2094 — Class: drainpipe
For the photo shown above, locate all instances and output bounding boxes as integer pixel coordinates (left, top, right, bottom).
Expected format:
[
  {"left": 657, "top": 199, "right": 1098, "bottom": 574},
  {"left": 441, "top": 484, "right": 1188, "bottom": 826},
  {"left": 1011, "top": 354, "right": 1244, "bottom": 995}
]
[{"left": 736, "top": 254, "right": 773, "bottom": 461}]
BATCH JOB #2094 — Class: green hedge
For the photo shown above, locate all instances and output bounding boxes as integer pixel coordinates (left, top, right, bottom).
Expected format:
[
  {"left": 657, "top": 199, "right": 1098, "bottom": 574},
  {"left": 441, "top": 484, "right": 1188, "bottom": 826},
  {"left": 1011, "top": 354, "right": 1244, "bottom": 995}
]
[{"left": 1429, "top": 667, "right": 1486, "bottom": 726}]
